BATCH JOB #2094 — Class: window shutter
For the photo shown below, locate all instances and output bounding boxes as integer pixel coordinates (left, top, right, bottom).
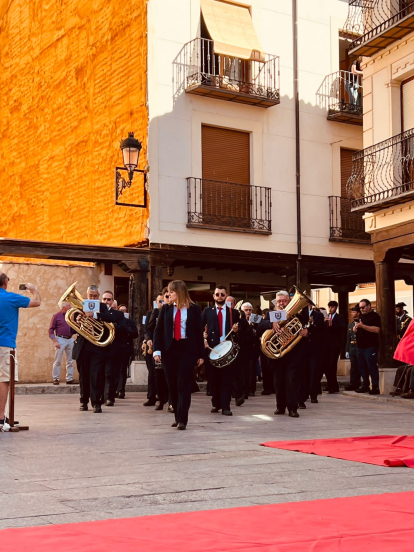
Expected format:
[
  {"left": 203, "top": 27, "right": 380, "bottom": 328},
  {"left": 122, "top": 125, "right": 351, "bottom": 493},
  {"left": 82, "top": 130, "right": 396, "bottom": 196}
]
[
  {"left": 201, "top": 125, "right": 251, "bottom": 228},
  {"left": 402, "top": 77, "right": 414, "bottom": 132},
  {"left": 340, "top": 148, "right": 364, "bottom": 234}
]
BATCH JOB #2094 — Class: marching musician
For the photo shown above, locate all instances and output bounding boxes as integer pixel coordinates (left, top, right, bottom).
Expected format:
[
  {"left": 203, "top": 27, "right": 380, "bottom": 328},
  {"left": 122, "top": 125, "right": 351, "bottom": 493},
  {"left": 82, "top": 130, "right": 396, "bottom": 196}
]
[
  {"left": 142, "top": 293, "right": 163, "bottom": 407},
  {"left": 323, "top": 301, "right": 346, "bottom": 394},
  {"left": 202, "top": 286, "right": 240, "bottom": 416},
  {"left": 241, "top": 302, "right": 260, "bottom": 399},
  {"left": 297, "top": 303, "right": 324, "bottom": 407},
  {"left": 396, "top": 302, "right": 412, "bottom": 342},
  {"left": 257, "top": 290, "right": 307, "bottom": 418},
  {"left": 344, "top": 305, "right": 362, "bottom": 391},
  {"left": 153, "top": 280, "right": 204, "bottom": 430}
]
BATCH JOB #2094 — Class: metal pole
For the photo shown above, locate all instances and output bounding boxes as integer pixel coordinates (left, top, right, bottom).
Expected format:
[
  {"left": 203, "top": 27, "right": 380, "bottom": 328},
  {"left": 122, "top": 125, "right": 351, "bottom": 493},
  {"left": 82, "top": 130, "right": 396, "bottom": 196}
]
[{"left": 293, "top": 0, "right": 301, "bottom": 287}]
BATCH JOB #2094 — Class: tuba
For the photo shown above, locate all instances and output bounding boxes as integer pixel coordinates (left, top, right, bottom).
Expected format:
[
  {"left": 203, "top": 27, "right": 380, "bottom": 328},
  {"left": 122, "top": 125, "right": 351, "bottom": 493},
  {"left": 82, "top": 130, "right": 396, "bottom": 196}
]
[
  {"left": 261, "top": 286, "right": 314, "bottom": 360},
  {"left": 59, "top": 283, "right": 115, "bottom": 347}
]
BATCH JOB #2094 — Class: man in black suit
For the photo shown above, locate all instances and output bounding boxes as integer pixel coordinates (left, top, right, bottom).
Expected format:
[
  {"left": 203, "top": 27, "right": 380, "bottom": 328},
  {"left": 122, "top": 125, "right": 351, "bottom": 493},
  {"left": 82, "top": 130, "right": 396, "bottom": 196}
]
[
  {"left": 116, "top": 304, "right": 138, "bottom": 399},
  {"left": 324, "top": 300, "right": 346, "bottom": 393},
  {"left": 143, "top": 293, "right": 164, "bottom": 406},
  {"left": 240, "top": 302, "right": 260, "bottom": 398},
  {"left": 101, "top": 291, "right": 130, "bottom": 407},
  {"left": 72, "top": 285, "right": 125, "bottom": 413},
  {"left": 201, "top": 285, "right": 241, "bottom": 416},
  {"left": 297, "top": 305, "right": 325, "bottom": 406},
  {"left": 257, "top": 290, "right": 307, "bottom": 418}
]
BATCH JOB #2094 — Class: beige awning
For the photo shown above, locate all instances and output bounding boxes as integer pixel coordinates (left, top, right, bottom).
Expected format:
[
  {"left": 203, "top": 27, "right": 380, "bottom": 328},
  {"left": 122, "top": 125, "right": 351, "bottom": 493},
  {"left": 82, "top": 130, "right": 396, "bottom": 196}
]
[{"left": 200, "top": 0, "right": 265, "bottom": 62}]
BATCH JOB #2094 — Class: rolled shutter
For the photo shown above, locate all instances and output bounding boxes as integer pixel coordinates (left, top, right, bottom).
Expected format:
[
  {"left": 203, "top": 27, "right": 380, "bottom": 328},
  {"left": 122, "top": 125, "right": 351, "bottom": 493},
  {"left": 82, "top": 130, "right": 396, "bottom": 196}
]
[{"left": 402, "top": 77, "right": 414, "bottom": 132}]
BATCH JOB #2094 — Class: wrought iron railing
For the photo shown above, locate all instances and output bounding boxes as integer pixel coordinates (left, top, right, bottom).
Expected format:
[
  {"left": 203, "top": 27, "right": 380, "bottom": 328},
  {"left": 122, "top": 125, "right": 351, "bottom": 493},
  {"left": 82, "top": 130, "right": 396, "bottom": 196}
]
[
  {"left": 347, "top": 127, "right": 414, "bottom": 210},
  {"left": 329, "top": 196, "right": 370, "bottom": 242},
  {"left": 318, "top": 71, "right": 363, "bottom": 120},
  {"left": 344, "top": 0, "right": 414, "bottom": 53},
  {"left": 177, "top": 37, "right": 280, "bottom": 103},
  {"left": 187, "top": 178, "right": 272, "bottom": 234}
]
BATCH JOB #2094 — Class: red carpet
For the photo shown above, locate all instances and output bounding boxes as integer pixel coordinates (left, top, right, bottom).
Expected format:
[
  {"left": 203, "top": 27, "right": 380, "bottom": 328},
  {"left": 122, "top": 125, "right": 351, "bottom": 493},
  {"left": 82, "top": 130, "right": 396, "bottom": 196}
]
[
  {"left": 3, "top": 491, "right": 414, "bottom": 551},
  {"left": 261, "top": 435, "right": 414, "bottom": 467}
]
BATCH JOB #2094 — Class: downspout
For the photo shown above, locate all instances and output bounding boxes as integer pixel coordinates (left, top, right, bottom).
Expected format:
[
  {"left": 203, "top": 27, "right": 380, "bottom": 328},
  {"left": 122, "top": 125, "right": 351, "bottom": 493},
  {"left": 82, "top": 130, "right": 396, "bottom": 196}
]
[{"left": 293, "top": 0, "right": 301, "bottom": 287}]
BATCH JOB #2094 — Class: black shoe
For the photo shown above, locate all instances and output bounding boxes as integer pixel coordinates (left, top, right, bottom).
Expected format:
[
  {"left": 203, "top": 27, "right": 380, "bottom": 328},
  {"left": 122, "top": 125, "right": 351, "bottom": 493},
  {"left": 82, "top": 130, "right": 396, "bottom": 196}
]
[
  {"left": 249, "top": 393, "right": 255, "bottom": 397},
  {"left": 243, "top": 394, "right": 249, "bottom": 400},
  {"left": 105, "top": 400, "right": 114, "bottom": 406},
  {"left": 288, "top": 410, "right": 299, "bottom": 418},
  {"left": 155, "top": 403, "right": 164, "bottom": 411},
  {"left": 355, "top": 387, "right": 369, "bottom": 394},
  {"left": 66, "top": 380, "right": 74, "bottom": 385},
  {"left": 298, "top": 403, "right": 306, "bottom": 409},
  {"left": 143, "top": 400, "right": 156, "bottom": 406},
  {"left": 261, "top": 391, "right": 271, "bottom": 395},
  {"left": 369, "top": 387, "right": 380, "bottom": 395},
  {"left": 222, "top": 410, "right": 233, "bottom": 416},
  {"left": 177, "top": 423, "right": 186, "bottom": 430},
  {"left": 401, "top": 390, "right": 414, "bottom": 399},
  {"left": 206, "top": 392, "right": 212, "bottom": 396},
  {"left": 393, "top": 388, "right": 402, "bottom": 396},
  {"left": 118, "top": 393, "right": 125, "bottom": 399},
  {"left": 274, "top": 409, "right": 285, "bottom": 415},
  {"left": 311, "top": 398, "right": 318, "bottom": 404},
  {"left": 171, "top": 422, "right": 178, "bottom": 427},
  {"left": 79, "top": 404, "right": 88, "bottom": 411},
  {"left": 344, "top": 385, "right": 358, "bottom": 391},
  {"left": 4, "top": 417, "right": 19, "bottom": 425},
  {"left": 211, "top": 407, "right": 220, "bottom": 413},
  {"left": 168, "top": 404, "right": 174, "bottom": 413},
  {"left": 93, "top": 405, "right": 102, "bottom": 413},
  {"left": 115, "top": 391, "right": 119, "bottom": 398},
  {"left": 53, "top": 380, "right": 59, "bottom": 385},
  {"left": 327, "top": 390, "right": 339, "bottom": 394},
  {"left": 236, "top": 397, "right": 245, "bottom": 407}
]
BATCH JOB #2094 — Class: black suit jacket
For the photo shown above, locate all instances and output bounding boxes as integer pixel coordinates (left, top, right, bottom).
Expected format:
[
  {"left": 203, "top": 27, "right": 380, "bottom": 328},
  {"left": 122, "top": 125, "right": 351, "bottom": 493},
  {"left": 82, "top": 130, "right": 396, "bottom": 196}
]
[
  {"left": 326, "top": 312, "right": 346, "bottom": 351},
  {"left": 299, "top": 308, "right": 325, "bottom": 352},
  {"left": 145, "top": 308, "right": 159, "bottom": 341},
  {"left": 201, "top": 306, "right": 241, "bottom": 349},
  {"left": 153, "top": 303, "right": 204, "bottom": 359}
]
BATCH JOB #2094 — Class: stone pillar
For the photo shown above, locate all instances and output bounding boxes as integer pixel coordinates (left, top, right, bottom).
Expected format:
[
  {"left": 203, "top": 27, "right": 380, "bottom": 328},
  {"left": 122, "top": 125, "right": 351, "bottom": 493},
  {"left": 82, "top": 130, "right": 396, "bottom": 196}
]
[
  {"left": 150, "top": 265, "right": 164, "bottom": 304},
  {"left": 375, "top": 259, "right": 396, "bottom": 368},
  {"left": 119, "top": 257, "right": 149, "bottom": 360}
]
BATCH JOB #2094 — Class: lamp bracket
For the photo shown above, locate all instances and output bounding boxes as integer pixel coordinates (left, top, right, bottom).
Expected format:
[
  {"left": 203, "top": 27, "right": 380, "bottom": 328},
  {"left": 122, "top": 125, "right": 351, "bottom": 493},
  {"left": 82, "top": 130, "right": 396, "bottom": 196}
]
[{"left": 115, "top": 167, "right": 147, "bottom": 208}]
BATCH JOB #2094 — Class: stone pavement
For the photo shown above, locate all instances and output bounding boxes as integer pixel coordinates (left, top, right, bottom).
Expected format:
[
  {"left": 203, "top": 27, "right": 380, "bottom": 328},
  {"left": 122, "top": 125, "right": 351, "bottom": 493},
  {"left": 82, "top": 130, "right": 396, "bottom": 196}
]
[{"left": 1, "top": 391, "right": 414, "bottom": 531}]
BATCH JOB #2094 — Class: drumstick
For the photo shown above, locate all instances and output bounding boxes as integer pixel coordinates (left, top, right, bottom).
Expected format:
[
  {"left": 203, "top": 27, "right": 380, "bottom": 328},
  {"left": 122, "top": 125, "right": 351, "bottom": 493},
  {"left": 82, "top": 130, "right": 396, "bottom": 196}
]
[{"left": 204, "top": 325, "right": 220, "bottom": 354}]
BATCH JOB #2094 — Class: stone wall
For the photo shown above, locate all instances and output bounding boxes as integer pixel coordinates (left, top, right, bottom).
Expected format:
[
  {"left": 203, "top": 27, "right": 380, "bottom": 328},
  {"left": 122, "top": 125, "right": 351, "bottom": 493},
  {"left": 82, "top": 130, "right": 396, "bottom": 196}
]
[
  {"left": 0, "top": 0, "right": 148, "bottom": 247},
  {"left": 0, "top": 260, "right": 98, "bottom": 383}
]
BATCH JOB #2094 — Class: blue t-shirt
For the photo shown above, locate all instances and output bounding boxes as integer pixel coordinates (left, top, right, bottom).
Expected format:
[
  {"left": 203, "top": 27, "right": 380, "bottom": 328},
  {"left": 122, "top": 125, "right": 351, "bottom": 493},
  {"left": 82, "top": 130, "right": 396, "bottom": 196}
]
[{"left": 0, "top": 288, "right": 31, "bottom": 348}]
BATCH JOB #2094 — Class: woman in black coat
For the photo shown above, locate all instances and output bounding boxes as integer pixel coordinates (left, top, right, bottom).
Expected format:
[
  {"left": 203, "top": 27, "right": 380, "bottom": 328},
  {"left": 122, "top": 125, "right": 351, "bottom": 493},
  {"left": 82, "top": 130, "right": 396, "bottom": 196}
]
[{"left": 153, "top": 280, "right": 204, "bottom": 430}]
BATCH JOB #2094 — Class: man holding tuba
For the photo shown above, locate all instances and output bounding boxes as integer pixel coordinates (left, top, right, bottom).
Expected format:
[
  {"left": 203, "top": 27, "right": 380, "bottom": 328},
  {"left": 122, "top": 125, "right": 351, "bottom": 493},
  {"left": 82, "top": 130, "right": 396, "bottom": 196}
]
[{"left": 257, "top": 290, "right": 308, "bottom": 418}]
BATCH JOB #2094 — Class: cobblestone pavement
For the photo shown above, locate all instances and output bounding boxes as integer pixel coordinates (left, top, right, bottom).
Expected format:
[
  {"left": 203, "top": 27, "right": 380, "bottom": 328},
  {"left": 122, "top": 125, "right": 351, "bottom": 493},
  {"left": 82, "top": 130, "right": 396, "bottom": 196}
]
[{"left": 1, "top": 391, "right": 414, "bottom": 530}]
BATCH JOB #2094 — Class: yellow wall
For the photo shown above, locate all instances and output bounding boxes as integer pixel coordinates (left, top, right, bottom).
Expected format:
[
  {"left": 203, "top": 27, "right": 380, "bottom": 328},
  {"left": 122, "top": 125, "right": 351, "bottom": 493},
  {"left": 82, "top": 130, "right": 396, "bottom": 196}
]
[{"left": 0, "top": 0, "right": 148, "bottom": 247}]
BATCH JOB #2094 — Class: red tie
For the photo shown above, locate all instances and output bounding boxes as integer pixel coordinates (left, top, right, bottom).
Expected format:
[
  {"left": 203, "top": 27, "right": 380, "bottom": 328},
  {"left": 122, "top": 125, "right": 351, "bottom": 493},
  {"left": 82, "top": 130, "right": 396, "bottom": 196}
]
[
  {"left": 329, "top": 315, "right": 332, "bottom": 327},
  {"left": 174, "top": 308, "right": 181, "bottom": 340},
  {"left": 218, "top": 307, "right": 223, "bottom": 337}
]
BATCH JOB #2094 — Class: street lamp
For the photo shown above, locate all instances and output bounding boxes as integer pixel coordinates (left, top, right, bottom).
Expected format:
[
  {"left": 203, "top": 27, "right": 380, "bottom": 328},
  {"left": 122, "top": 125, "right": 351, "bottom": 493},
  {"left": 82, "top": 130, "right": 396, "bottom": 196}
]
[{"left": 115, "top": 132, "right": 147, "bottom": 208}]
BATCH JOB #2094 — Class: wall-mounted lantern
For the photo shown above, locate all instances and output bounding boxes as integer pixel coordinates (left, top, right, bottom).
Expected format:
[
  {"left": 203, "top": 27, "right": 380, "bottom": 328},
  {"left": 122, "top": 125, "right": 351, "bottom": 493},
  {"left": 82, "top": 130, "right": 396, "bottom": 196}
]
[{"left": 115, "top": 132, "right": 147, "bottom": 208}]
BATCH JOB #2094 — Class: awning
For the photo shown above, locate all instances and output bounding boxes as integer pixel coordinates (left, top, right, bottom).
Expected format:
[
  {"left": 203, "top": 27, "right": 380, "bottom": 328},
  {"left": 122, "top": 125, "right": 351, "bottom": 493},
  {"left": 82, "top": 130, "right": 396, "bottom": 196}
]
[{"left": 200, "top": 0, "right": 265, "bottom": 62}]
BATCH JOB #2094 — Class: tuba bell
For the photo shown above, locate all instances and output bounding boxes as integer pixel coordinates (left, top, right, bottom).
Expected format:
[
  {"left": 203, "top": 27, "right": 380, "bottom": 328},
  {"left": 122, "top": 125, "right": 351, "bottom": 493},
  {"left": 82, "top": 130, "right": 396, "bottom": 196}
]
[
  {"left": 261, "top": 286, "right": 314, "bottom": 360},
  {"left": 58, "top": 282, "right": 115, "bottom": 347}
]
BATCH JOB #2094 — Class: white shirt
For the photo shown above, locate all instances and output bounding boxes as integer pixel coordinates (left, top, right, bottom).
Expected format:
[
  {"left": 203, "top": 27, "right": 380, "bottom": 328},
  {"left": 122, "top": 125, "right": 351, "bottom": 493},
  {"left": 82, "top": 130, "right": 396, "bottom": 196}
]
[
  {"left": 153, "top": 304, "right": 187, "bottom": 358},
  {"left": 215, "top": 304, "right": 226, "bottom": 342}
]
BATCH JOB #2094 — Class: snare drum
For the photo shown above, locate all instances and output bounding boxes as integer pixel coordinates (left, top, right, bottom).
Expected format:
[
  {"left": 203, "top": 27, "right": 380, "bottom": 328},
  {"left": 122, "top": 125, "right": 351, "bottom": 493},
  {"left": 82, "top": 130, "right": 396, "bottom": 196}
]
[{"left": 209, "top": 340, "right": 240, "bottom": 368}]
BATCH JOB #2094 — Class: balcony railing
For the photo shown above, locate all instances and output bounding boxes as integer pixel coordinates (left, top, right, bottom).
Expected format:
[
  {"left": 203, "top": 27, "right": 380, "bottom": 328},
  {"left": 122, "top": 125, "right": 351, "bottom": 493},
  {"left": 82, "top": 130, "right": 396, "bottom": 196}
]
[
  {"left": 187, "top": 177, "right": 272, "bottom": 234},
  {"left": 329, "top": 196, "right": 370, "bottom": 243},
  {"left": 318, "top": 71, "right": 363, "bottom": 126},
  {"left": 344, "top": 0, "right": 414, "bottom": 56},
  {"left": 347, "top": 127, "right": 414, "bottom": 211},
  {"left": 178, "top": 38, "right": 280, "bottom": 108}
]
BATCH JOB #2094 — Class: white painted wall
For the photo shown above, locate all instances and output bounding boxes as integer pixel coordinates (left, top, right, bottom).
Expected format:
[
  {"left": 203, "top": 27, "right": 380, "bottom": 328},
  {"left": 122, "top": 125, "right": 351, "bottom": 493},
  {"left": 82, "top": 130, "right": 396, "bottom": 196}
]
[{"left": 147, "top": 0, "right": 367, "bottom": 260}]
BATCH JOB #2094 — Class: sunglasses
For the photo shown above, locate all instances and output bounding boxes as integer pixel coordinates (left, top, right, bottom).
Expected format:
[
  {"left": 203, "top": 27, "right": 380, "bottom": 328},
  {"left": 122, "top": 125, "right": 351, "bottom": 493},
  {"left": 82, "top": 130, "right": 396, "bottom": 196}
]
[
  {"left": 102, "top": 297, "right": 112, "bottom": 301},
  {"left": 215, "top": 293, "right": 226, "bottom": 297},
  {"left": 164, "top": 294, "right": 170, "bottom": 299}
]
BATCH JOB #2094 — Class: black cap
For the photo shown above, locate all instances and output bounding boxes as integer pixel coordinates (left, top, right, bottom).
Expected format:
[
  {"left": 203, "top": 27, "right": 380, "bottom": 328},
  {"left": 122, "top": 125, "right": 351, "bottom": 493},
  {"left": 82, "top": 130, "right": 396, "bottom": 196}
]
[
  {"left": 396, "top": 302, "right": 407, "bottom": 308},
  {"left": 350, "top": 305, "right": 360, "bottom": 312}
]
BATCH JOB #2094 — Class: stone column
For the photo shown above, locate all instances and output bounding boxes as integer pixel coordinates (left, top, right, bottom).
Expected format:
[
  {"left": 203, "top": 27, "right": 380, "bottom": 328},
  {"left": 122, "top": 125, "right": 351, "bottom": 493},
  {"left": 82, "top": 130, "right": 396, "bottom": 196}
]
[
  {"left": 150, "top": 265, "right": 164, "bottom": 304},
  {"left": 375, "top": 259, "right": 396, "bottom": 368}
]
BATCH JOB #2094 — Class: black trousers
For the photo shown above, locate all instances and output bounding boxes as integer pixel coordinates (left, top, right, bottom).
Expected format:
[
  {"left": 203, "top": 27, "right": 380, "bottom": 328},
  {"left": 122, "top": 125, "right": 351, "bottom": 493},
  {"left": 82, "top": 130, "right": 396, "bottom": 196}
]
[
  {"left": 210, "top": 360, "right": 234, "bottom": 412},
  {"left": 116, "top": 352, "right": 131, "bottom": 395},
  {"left": 77, "top": 341, "right": 106, "bottom": 406},
  {"left": 156, "top": 363, "right": 169, "bottom": 405},
  {"left": 232, "top": 355, "right": 244, "bottom": 400},
  {"left": 261, "top": 354, "right": 275, "bottom": 394},
  {"left": 248, "top": 354, "right": 259, "bottom": 394},
  {"left": 163, "top": 340, "right": 197, "bottom": 425},
  {"left": 349, "top": 349, "right": 361, "bottom": 389},
  {"left": 325, "top": 345, "right": 341, "bottom": 392},
  {"left": 298, "top": 351, "right": 321, "bottom": 403},
  {"left": 105, "top": 350, "right": 122, "bottom": 403},
  {"left": 270, "top": 347, "right": 300, "bottom": 412},
  {"left": 145, "top": 352, "right": 157, "bottom": 401}
]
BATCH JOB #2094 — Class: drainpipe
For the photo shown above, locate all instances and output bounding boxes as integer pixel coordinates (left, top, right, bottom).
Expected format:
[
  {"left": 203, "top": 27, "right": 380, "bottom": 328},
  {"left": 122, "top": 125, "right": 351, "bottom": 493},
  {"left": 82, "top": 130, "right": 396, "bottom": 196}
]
[{"left": 293, "top": 0, "right": 301, "bottom": 287}]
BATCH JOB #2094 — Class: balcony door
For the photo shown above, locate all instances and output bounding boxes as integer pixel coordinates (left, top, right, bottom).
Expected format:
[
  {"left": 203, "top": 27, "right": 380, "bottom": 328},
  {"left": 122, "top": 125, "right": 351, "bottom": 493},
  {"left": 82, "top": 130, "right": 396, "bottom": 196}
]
[
  {"left": 201, "top": 125, "right": 251, "bottom": 229},
  {"left": 401, "top": 76, "right": 414, "bottom": 187},
  {"left": 340, "top": 148, "right": 365, "bottom": 239}
]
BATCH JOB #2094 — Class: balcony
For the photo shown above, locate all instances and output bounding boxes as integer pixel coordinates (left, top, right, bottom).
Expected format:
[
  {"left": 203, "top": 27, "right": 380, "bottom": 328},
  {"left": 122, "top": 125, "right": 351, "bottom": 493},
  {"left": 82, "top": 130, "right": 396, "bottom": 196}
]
[
  {"left": 329, "top": 196, "right": 370, "bottom": 243},
  {"left": 344, "top": 0, "right": 414, "bottom": 57},
  {"left": 347, "top": 127, "right": 414, "bottom": 211},
  {"left": 318, "top": 71, "right": 363, "bottom": 126},
  {"left": 180, "top": 38, "right": 280, "bottom": 108},
  {"left": 187, "top": 177, "right": 272, "bottom": 234}
]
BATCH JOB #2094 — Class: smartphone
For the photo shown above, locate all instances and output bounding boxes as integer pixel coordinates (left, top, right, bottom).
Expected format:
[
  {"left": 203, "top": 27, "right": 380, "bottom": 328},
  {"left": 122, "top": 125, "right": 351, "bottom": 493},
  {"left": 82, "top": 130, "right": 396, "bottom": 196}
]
[{"left": 19, "top": 284, "right": 27, "bottom": 290}]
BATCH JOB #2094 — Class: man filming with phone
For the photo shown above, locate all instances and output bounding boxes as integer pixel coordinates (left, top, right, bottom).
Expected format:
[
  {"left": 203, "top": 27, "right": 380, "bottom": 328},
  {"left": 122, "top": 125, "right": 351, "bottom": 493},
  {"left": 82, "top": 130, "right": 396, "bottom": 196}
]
[{"left": 0, "top": 273, "right": 41, "bottom": 431}]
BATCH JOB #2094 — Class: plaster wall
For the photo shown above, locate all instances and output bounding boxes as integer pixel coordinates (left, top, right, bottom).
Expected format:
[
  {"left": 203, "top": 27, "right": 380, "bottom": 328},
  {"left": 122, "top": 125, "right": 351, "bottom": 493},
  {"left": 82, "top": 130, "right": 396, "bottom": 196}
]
[{"left": 147, "top": 0, "right": 367, "bottom": 261}]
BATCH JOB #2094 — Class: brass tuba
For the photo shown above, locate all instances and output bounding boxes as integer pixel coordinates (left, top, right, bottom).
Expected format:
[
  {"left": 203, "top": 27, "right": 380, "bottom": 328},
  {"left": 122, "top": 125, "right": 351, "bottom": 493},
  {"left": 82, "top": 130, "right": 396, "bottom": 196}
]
[
  {"left": 59, "top": 283, "right": 115, "bottom": 347},
  {"left": 261, "top": 286, "right": 314, "bottom": 360}
]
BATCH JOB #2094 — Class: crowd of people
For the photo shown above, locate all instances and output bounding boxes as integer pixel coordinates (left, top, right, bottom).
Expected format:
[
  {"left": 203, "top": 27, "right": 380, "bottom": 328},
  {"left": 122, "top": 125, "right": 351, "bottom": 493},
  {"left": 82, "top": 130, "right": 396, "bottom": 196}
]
[{"left": 4, "top": 269, "right": 414, "bottom": 432}]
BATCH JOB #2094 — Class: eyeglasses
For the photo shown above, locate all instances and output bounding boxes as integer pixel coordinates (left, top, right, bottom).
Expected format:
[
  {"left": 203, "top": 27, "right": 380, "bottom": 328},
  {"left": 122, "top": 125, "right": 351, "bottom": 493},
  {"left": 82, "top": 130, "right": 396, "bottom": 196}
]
[
  {"left": 102, "top": 297, "right": 112, "bottom": 302},
  {"left": 360, "top": 304, "right": 369, "bottom": 309},
  {"left": 164, "top": 294, "right": 169, "bottom": 299},
  {"left": 215, "top": 293, "right": 226, "bottom": 297}
]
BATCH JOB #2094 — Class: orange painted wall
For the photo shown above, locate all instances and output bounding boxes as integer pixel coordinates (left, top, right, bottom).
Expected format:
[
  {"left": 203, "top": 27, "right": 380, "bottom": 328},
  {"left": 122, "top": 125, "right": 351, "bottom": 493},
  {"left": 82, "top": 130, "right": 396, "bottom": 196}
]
[{"left": 0, "top": 0, "right": 148, "bottom": 247}]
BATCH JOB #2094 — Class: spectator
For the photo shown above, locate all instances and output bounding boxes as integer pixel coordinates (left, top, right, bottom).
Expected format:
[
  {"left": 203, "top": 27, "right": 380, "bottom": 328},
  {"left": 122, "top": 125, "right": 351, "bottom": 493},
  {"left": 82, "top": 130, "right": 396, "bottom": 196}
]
[
  {"left": 324, "top": 300, "right": 346, "bottom": 393},
  {"left": 0, "top": 273, "right": 41, "bottom": 431},
  {"left": 344, "top": 305, "right": 361, "bottom": 391},
  {"left": 354, "top": 298, "right": 381, "bottom": 395},
  {"left": 49, "top": 302, "right": 75, "bottom": 385}
]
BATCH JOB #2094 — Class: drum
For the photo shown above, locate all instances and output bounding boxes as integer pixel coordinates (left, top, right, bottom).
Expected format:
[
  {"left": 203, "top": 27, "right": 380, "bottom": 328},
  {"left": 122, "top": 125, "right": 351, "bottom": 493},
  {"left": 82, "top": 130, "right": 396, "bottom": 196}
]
[{"left": 209, "top": 340, "right": 240, "bottom": 368}]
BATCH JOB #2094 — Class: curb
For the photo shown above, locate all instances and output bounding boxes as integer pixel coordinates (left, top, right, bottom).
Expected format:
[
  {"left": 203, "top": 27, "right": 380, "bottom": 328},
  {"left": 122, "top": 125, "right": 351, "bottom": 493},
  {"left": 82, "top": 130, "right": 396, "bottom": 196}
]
[{"left": 341, "top": 390, "right": 414, "bottom": 406}]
